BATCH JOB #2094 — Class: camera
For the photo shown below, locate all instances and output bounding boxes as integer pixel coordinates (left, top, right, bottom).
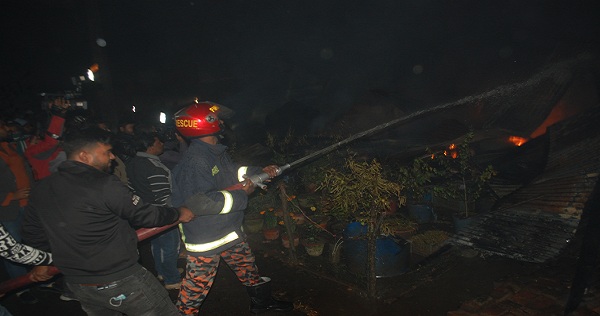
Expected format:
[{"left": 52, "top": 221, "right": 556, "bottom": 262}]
[
  {"left": 40, "top": 91, "right": 88, "bottom": 112},
  {"left": 157, "top": 124, "right": 179, "bottom": 143}
]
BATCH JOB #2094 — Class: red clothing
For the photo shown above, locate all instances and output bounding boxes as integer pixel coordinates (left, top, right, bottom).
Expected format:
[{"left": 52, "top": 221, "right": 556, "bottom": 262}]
[
  {"left": 23, "top": 114, "right": 64, "bottom": 180},
  {"left": 0, "top": 142, "right": 30, "bottom": 207},
  {"left": 24, "top": 137, "right": 61, "bottom": 180}
]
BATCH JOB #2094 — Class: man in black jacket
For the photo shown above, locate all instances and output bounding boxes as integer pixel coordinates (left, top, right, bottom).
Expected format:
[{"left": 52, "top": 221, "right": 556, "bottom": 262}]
[
  {"left": 22, "top": 127, "right": 194, "bottom": 316},
  {"left": 112, "top": 116, "right": 137, "bottom": 164}
]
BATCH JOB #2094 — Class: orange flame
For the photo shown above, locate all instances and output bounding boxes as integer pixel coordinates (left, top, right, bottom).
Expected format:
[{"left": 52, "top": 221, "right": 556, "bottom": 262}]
[
  {"left": 508, "top": 136, "right": 527, "bottom": 147},
  {"left": 443, "top": 144, "right": 459, "bottom": 158}
]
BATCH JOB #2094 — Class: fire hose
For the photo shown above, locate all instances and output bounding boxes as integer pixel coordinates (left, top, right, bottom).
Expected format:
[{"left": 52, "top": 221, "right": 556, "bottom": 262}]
[
  {"left": 0, "top": 177, "right": 252, "bottom": 295},
  {"left": 0, "top": 101, "right": 463, "bottom": 295},
  {"left": 0, "top": 222, "right": 180, "bottom": 295},
  {"left": 229, "top": 100, "right": 466, "bottom": 190}
]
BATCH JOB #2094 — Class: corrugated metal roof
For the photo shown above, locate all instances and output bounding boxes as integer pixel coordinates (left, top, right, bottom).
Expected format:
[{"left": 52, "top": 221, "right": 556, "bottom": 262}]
[{"left": 452, "top": 107, "right": 600, "bottom": 262}]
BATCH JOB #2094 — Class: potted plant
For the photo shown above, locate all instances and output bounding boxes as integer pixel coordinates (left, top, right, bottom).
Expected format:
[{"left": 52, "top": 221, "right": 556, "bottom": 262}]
[
  {"left": 297, "top": 155, "right": 330, "bottom": 193},
  {"left": 244, "top": 190, "right": 277, "bottom": 233},
  {"left": 244, "top": 215, "right": 265, "bottom": 234},
  {"left": 262, "top": 208, "right": 280, "bottom": 240},
  {"left": 433, "top": 132, "right": 497, "bottom": 231},
  {"left": 409, "top": 230, "right": 450, "bottom": 257},
  {"left": 396, "top": 156, "right": 439, "bottom": 224},
  {"left": 285, "top": 194, "right": 307, "bottom": 225},
  {"left": 288, "top": 197, "right": 342, "bottom": 261},
  {"left": 319, "top": 156, "right": 409, "bottom": 297},
  {"left": 380, "top": 215, "right": 418, "bottom": 240},
  {"left": 301, "top": 223, "right": 325, "bottom": 257}
]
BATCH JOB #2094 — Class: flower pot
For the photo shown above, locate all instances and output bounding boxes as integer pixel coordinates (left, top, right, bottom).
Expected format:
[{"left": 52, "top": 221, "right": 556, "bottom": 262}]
[
  {"left": 292, "top": 213, "right": 306, "bottom": 225},
  {"left": 281, "top": 233, "right": 300, "bottom": 248},
  {"left": 262, "top": 228, "right": 280, "bottom": 240},
  {"left": 243, "top": 217, "right": 264, "bottom": 233},
  {"left": 311, "top": 215, "right": 330, "bottom": 229},
  {"left": 392, "top": 226, "right": 417, "bottom": 240},
  {"left": 303, "top": 240, "right": 325, "bottom": 257}
]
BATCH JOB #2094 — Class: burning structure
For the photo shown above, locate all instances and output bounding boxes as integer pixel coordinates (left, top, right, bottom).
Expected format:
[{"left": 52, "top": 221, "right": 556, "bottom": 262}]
[{"left": 325, "top": 53, "right": 600, "bottom": 263}]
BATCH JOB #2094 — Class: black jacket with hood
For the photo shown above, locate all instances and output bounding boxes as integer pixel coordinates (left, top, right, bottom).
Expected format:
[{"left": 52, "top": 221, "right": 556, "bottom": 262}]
[{"left": 22, "top": 160, "right": 179, "bottom": 284}]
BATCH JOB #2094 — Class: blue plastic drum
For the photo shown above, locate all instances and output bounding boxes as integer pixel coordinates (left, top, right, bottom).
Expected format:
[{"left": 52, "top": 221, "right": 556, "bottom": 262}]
[{"left": 343, "top": 222, "right": 410, "bottom": 278}]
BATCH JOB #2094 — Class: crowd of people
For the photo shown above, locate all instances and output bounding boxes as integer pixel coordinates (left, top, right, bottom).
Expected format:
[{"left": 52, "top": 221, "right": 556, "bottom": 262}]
[{"left": 0, "top": 101, "right": 293, "bottom": 315}]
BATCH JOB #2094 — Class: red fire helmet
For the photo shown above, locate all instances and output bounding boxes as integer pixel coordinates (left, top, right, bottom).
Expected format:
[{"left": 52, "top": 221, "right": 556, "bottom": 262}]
[{"left": 174, "top": 101, "right": 222, "bottom": 138}]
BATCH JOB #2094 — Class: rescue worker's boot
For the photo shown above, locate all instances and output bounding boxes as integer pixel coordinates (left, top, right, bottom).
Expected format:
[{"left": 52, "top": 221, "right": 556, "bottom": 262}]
[{"left": 246, "top": 277, "right": 293, "bottom": 314}]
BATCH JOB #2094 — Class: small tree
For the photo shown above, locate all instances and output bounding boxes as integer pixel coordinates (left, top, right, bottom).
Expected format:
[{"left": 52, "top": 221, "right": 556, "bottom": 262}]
[
  {"left": 433, "top": 132, "right": 496, "bottom": 218},
  {"left": 319, "top": 156, "right": 405, "bottom": 298},
  {"left": 396, "top": 155, "right": 439, "bottom": 204}
]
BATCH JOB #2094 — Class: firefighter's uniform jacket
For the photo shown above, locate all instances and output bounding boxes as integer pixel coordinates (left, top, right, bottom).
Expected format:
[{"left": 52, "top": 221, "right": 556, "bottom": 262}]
[{"left": 171, "top": 139, "right": 260, "bottom": 256}]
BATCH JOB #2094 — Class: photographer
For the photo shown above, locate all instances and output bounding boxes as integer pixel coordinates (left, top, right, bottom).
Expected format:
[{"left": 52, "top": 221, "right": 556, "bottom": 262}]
[
  {"left": 158, "top": 125, "right": 188, "bottom": 171},
  {"left": 23, "top": 101, "right": 66, "bottom": 181}
]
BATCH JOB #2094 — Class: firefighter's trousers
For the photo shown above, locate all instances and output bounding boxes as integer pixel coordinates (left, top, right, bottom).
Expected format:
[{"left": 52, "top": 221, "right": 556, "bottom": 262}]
[{"left": 177, "top": 241, "right": 261, "bottom": 315}]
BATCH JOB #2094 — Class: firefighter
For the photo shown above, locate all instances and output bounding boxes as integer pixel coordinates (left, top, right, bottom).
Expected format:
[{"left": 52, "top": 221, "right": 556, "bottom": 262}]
[{"left": 171, "top": 102, "right": 293, "bottom": 315}]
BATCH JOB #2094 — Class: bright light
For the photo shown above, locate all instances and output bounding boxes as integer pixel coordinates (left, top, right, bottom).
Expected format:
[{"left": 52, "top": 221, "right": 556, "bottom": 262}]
[
  {"left": 159, "top": 112, "right": 166, "bottom": 124},
  {"left": 132, "top": 105, "right": 136, "bottom": 112},
  {"left": 87, "top": 69, "right": 95, "bottom": 81}
]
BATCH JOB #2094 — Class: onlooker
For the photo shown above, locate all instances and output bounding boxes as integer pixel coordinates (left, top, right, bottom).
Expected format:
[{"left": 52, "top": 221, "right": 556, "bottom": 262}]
[
  {"left": 22, "top": 126, "right": 194, "bottom": 315},
  {"left": 127, "top": 126, "right": 183, "bottom": 290},
  {"left": 4, "top": 119, "right": 31, "bottom": 155},
  {"left": 0, "top": 118, "right": 38, "bottom": 305},
  {"left": 43, "top": 112, "right": 106, "bottom": 301},
  {"left": 23, "top": 114, "right": 64, "bottom": 181},
  {"left": 0, "top": 222, "right": 54, "bottom": 316},
  {"left": 171, "top": 102, "right": 293, "bottom": 315},
  {"left": 47, "top": 114, "right": 112, "bottom": 175},
  {"left": 112, "top": 116, "right": 137, "bottom": 164}
]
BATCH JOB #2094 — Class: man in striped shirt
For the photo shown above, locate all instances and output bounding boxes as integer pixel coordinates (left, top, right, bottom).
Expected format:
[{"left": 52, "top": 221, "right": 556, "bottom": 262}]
[{"left": 127, "top": 127, "right": 182, "bottom": 290}]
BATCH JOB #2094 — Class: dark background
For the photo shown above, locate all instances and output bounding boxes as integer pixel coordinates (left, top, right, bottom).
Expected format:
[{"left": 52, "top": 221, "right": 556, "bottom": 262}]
[{"left": 1, "top": 0, "right": 599, "bottom": 134}]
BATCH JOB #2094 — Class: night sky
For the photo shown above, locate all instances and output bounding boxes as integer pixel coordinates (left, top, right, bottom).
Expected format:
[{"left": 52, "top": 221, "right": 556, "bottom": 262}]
[{"left": 1, "top": 0, "right": 599, "bottom": 132}]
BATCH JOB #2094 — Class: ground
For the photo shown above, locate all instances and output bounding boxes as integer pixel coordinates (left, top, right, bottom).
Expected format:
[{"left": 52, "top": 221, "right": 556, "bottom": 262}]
[{"left": 1, "top": 216, "right": 598, "bottom": 316}]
